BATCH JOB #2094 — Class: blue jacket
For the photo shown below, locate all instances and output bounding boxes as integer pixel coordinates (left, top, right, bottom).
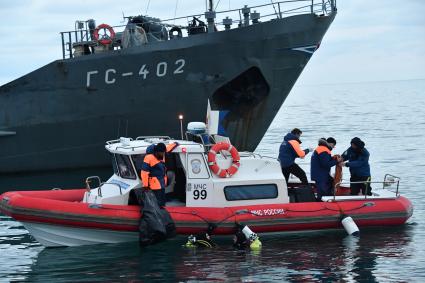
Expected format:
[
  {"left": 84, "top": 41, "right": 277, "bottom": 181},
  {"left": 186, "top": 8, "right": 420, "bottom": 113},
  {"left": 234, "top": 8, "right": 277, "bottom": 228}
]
[
  {"left": 311, "top": 145, "right": 337, "bottom": 183},
  {"left": 342, "top": 147, "right": 371, "bottom": 177},
  {"left": 278, "top": 133, "right": 310, "bottom": 168}
]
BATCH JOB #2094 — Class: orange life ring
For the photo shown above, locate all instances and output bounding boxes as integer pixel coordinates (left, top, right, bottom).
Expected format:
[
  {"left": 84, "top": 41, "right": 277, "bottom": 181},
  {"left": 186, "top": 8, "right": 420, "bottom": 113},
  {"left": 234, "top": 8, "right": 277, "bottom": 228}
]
[
  {"left": 93, "top": 23, "right": 116, "bottom": 45},
  {"left": 207, "top": 142, "right": 240, "bottom": 178}
]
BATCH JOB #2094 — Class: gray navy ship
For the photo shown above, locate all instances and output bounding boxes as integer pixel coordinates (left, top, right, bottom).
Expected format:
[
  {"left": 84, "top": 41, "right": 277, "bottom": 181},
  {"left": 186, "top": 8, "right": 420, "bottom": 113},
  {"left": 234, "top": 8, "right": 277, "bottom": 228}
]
[{"left": 0, "top": 0, "right": 336, "bottom": 191}]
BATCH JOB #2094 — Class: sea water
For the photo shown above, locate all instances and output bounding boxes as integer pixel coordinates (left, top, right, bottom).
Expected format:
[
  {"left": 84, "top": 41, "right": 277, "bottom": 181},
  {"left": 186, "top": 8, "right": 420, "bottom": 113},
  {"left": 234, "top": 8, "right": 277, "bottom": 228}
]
[{"left": 1, "top": 80, "right": 424, "bottom": 282}]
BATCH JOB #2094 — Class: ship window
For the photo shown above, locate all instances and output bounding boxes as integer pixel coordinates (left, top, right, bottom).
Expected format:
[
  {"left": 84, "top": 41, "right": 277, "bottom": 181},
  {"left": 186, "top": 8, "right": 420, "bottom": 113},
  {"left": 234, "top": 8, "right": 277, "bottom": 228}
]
[
  {"left": 224, "top": 184, "right": 278, "bottom": 201},
  {"left": 115, "top": 154, "right": 137, "bottom": 180}
]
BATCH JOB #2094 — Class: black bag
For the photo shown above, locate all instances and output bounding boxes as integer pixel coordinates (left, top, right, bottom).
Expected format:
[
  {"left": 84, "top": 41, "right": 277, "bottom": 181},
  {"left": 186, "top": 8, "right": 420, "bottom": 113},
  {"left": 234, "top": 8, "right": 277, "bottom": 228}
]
[
  {"left": 294, "top": 185, "right": 317, "bottom": 203},
  {"left": 137, "top": 189, "right": 176, "bottom": 246}
]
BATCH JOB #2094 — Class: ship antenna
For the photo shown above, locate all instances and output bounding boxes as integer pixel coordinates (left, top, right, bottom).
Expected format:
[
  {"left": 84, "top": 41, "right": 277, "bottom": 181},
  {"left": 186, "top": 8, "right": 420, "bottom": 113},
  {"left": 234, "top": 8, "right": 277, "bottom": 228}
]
[
  {"left": 173, "top": 0, "right": 179, "bottom": 24},
  {"left": 208, "top": 0, "right": 214, "bottom": 11},
  {"left": 145, "top": 0, "right": 151, "bottom": 15},
  {"left": 214, "top": 0, "right": 221, "bottom": 11}
]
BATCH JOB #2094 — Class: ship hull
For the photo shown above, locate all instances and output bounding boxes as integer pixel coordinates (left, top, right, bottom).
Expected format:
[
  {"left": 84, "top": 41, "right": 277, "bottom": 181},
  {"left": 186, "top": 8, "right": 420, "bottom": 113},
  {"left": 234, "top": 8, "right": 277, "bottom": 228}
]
[
  {"left": 0, "top": 189, "right": 413, "bottom": 247},
  {"left": 0, "top": 13, "right": 335, "bottom": 191}
]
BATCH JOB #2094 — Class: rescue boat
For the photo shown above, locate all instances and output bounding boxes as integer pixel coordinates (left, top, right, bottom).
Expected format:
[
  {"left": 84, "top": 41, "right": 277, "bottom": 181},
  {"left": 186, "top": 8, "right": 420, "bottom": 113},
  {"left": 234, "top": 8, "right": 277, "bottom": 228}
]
[{"left": 0, "top": 123, "right": 413, "bottom": 247}]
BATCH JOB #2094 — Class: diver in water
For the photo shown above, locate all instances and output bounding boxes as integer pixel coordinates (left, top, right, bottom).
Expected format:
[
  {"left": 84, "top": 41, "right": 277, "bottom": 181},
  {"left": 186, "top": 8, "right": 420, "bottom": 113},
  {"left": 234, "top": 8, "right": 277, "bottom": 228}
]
[
  {"left": 184, "top": 232, "right": 216, "bottom": 248},
  {"left": 184, "top": 224, "right": 217, "bottom": 248},
  {"left": 233, "top": 224, "right": 262, "bottom": 250}
]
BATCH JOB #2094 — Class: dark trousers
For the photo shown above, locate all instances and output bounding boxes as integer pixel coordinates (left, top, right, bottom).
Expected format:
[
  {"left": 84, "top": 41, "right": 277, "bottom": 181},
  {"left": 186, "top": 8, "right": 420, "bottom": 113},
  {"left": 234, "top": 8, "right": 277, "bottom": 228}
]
[
  {"left": 282, "top": 163, "right": 308, "bottom": 185},
  {"left": 350, "top": 176, "right": 372, "bottom": 195},
  {"left": 152, "top": 188, "right": 166, "bottom": 207},
  {"left": 316, "top": 177, "right": 334, "bottom": 200}
]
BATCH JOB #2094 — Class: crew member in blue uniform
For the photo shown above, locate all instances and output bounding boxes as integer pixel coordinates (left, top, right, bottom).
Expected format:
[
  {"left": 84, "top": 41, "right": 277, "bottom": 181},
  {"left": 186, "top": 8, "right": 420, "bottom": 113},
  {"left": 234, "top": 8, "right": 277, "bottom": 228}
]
[
  {"left": 341, "top": 137, "right": 372, "bottom": 195},
  {"left": 310, "top": 137, "right": 341, "bottom": 200},
  {"left": 278, "top": 128, "right": 313, "bottom": 185}
]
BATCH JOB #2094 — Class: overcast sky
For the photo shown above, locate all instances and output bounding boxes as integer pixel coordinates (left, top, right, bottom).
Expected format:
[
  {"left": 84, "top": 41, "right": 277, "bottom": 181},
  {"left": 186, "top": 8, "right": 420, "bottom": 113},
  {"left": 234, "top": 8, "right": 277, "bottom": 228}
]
[{"left": 0, "top": 0, "right": 424, "bottom": 85}]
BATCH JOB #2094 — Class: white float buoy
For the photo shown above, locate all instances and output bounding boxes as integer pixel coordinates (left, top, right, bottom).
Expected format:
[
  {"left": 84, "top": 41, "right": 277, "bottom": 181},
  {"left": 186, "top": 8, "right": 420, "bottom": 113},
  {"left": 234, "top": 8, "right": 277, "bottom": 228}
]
[
  {"left": 242, "top": 225, "right": 257, "bottom": 240},
  {"left": 341, "top": 215, "right": 360, "bottom": 236},
  {"left": 241, "top": 225, "right": 262, "bottom": 250}
]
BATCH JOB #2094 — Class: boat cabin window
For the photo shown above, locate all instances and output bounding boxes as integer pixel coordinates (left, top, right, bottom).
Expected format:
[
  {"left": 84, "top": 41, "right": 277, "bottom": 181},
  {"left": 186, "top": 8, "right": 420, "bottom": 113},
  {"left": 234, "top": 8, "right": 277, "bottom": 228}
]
[
  {"left": 115, "top": 154, "right": 137, "bottom": 180},
  {"left": 111, "top": 154, "right": 119, "bottom": 175},
  {"left": 131, "top": 154, "right": 146, "bottom": 176},
  {"left": 224, "top": 184, "right": 278, "bottom": 201}
]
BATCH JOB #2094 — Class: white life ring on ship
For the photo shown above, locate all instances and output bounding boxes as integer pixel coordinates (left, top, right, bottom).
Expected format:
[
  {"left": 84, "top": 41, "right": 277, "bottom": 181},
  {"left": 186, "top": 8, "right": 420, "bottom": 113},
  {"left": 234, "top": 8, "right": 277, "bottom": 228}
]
[
  {"left": 94, "top": 23, "right": 116, "bottom": 45},
  {"left": 207, "top": 142, "right": 240, "bottom": 178}
]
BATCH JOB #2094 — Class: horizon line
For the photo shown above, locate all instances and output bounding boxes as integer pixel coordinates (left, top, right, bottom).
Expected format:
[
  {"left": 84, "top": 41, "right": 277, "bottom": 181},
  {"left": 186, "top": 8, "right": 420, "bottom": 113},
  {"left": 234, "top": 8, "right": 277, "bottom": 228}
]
[{"left": 296, "top": 77, "right": 425, "bottom": 87}]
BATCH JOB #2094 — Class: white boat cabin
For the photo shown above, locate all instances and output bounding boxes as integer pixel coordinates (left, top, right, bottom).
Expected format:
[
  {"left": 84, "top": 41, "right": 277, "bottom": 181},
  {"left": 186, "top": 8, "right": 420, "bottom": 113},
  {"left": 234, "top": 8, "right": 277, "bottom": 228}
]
[{"left": 83, "top": 135, "right": 289, "bottom": 207}]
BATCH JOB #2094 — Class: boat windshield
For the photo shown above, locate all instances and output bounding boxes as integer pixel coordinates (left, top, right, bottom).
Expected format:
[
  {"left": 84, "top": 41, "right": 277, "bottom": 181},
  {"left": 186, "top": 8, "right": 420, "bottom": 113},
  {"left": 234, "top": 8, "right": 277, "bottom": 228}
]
[
  {"left": 131, "top": 154, "right": 146, "bottom": 175},
  {"left": 115, "top": 154, "right": 137, "bottom": 180}
]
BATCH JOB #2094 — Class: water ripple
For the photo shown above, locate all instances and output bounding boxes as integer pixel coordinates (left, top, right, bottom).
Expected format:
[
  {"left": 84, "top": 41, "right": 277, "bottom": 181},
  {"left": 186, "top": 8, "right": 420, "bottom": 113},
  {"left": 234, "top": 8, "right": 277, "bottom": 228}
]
[{"left": 1, "top": 80, "right": 425, "bottom": 281}]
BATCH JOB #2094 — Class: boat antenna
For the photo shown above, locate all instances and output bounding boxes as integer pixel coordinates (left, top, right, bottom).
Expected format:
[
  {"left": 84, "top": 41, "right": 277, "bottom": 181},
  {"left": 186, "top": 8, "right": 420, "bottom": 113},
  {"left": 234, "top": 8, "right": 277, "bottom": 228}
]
[
  {"left": 173, "top": 0, "right": 179, "bottom": 24},
  {"left": 145, "top": 0, "right": 151, "bottom": 15},
  {"left": 214, "top": 0, "right": 221, "bottom": 11},
  {"left": 208, "top": 0, "right": 214, "bottom": 11}
]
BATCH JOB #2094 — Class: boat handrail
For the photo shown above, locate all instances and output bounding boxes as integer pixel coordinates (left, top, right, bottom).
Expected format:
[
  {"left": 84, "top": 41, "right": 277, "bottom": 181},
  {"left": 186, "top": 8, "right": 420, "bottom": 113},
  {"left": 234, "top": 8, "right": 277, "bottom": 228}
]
[
  {"left": 106, "top": 137, "right": 134, "bottom": 145},
  {"left": 135, "top": 136, "right": 171, "bottom": 141},
  {"left": 60, "top": 0, "right": 336, "bottom": 59},
  {"left": 85, "top": 176, "right": 102, "bottom": 191},
  {"left": 112, "top": 141, "right": 203, "bottom": 153},
  {"left": 333, "top": 176, "right": 401, "bottom": 201},
  {"left": 237, "top": 152, "right": 278, "bottom": 160},
  {"left": 98, "top": 182, "right": 122, "bottom": 197}
]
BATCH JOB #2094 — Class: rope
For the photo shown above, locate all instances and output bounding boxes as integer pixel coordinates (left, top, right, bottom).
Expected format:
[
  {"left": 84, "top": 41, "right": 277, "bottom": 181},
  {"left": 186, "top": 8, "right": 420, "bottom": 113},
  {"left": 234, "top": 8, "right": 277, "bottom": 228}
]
[
  {"left": 270, "top": 0, "right": 278, "bottom": 16},
  {"left": 145, "top": 0, "right": 151, "bottom": 15},
  {"left": 215, "top": 0, "right": 221, "bottom": 11}
]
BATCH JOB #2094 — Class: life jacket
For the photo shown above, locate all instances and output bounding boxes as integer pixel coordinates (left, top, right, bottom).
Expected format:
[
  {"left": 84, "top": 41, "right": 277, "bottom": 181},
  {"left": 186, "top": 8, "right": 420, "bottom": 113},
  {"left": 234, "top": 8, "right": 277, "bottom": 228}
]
[
  {"left": 311, "top": 144, "right": 337, "bottom": 183},
  {"left": 141, "top": 142, "right": 179, "bottom": 190},
  {"left": 278, "top": 133, "right": 307, "bottom": 167}
]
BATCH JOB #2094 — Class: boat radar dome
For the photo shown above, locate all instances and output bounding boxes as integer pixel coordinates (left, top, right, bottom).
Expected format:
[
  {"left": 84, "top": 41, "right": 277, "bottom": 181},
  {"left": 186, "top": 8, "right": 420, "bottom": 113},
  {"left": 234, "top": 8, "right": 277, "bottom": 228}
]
[{"left": 187, "top": 122, "right": 207, "bottom": 135}]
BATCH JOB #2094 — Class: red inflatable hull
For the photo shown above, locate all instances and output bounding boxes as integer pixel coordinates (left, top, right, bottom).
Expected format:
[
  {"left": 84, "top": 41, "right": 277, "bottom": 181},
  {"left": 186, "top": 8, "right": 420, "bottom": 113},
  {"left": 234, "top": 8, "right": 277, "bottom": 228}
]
[{"left": 0, "top": 189, "right": 413, "bottom": 236}]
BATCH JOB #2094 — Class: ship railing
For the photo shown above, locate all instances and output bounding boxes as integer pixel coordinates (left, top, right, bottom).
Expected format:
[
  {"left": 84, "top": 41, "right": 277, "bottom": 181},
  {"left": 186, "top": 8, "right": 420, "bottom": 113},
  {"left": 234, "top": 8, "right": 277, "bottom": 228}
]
[
  {"left": 60, "top": 0, "right": 336, "bottom": 59},
  {"left": 333, "top": 174, "right": 401, "bottom": 201},
  {"left": 160, "top": 0, "right": 336, "bottom": 27}
]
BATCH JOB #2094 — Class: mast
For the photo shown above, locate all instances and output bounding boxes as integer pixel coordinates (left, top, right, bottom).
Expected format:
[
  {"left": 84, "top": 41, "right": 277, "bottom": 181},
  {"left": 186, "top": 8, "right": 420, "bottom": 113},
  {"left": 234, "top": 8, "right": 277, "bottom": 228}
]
[
  {"left": 205, "top": 0, "right": 216, "bottom": 33},
  {"left": 209, "top": 0, "right": 214, "bottom": 11}
]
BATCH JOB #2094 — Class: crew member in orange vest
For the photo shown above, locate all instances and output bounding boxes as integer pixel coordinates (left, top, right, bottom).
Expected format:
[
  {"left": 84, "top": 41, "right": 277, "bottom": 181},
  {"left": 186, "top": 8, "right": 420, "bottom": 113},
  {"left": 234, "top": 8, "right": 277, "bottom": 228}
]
[
  {"left": 310, "top": 137, "right": 342, "bottom": 200},
  {"left": 141, "top": 142, "right": 179, "bottom": 207},
  {"left": 278, "top": 128, "right": 313, "bottom": 184}
]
